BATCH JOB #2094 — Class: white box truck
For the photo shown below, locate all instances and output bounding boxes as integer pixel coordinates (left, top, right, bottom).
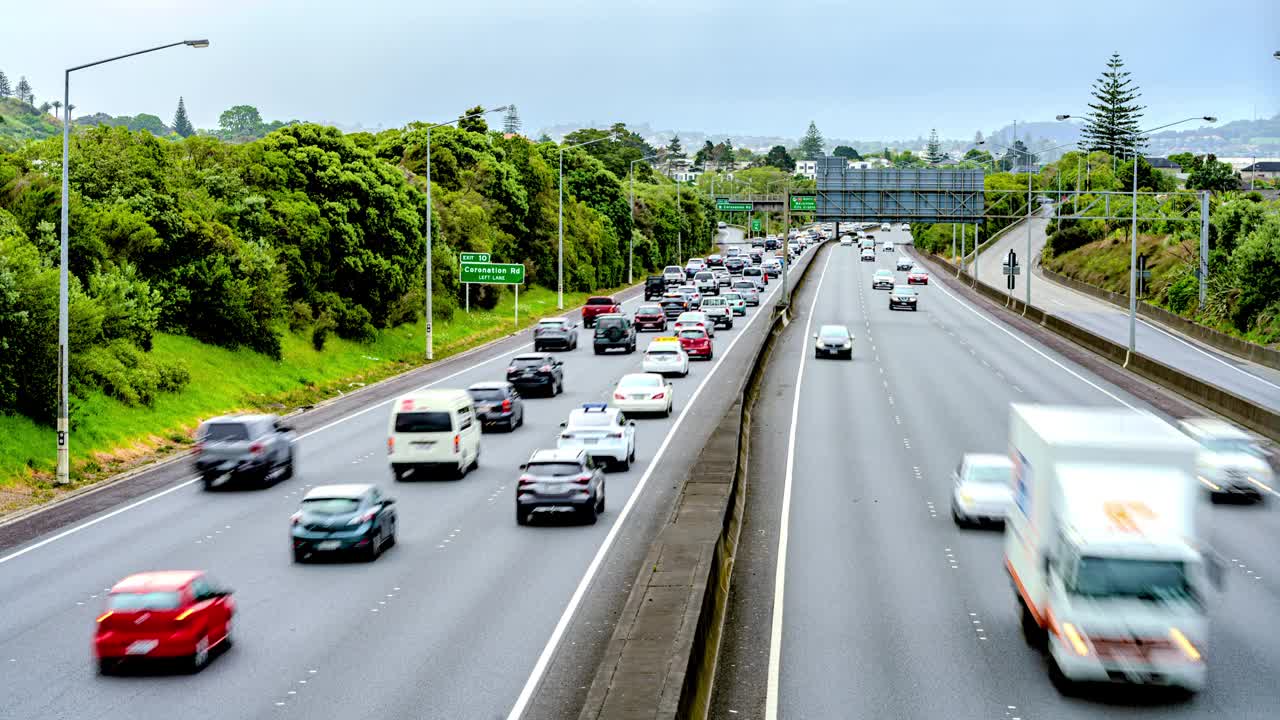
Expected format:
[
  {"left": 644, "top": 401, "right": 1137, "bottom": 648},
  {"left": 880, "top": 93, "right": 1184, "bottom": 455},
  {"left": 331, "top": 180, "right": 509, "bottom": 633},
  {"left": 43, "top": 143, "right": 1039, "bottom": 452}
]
[{"left": 1004, "top": 405, "right": 1220, "bottom": 696}]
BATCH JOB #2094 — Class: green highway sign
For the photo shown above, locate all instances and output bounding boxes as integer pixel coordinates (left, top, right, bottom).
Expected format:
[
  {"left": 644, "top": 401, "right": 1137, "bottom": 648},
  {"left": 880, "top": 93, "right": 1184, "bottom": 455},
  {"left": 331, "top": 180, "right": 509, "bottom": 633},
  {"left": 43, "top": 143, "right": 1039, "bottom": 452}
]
[
  {"left": 751, "top": 219, "right": 762, "bottom": 232},
  {"left": 459, "top": 252, "right": 490, "bottom": 263},
  {"left": 717, "top": 200, "right": 753, "bottom": 212},
  {"left": 789, "top": 195, "right": 817, "bottom": 212},
  {"left": 460, "top": 262, "right": 525, "bottom": 285}
]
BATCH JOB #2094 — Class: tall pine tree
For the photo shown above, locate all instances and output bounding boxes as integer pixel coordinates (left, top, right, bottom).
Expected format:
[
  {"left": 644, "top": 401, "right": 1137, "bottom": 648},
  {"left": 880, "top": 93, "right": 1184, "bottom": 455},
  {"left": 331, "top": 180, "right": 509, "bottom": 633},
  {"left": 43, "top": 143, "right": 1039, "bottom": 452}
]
[
  {"left": 15, "top": 76, "right": 33, "bottom": 105},
  {"left": 503, "top": 105, "right": 521, "bottom": 135},
  {"left": 799, "top": 121, "right": 825, "bottom": 159},
  {"left": 172, "top": 96, "right": 195, "bottom": 137},
  {"left": 667, "top": 134, "right": 684, "bottom": 158},
  {"left": 925, "top": 129, "right": 945, "bottom": 164},
  {"left": 1080, "top": 52, "right": 1146, "bottom": 156},
  {"left": 0, "top": 71, "right": 11, "bottom": 98}
]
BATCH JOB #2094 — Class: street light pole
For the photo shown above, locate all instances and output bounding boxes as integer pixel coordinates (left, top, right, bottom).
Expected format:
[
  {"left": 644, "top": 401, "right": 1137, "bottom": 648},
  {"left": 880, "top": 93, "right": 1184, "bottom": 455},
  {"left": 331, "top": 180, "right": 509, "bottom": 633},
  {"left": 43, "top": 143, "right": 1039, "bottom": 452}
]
[
  {"left": 558, "top": 133, "right": 617, "bottom": 308},
  {"left": 422, "top": 105, "right": 509, "bottom": 359},
  {"left": 56, "top": 39, "right": 209, "bottom": 486}
]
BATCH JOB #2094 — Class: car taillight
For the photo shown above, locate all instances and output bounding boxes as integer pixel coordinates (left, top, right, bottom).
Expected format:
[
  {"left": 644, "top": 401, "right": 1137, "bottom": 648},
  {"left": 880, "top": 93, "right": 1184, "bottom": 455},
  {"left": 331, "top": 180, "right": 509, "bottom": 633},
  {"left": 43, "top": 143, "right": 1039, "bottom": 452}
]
[
  {"left": 453, "top": 434, "right": 460, "bottom": 454},
  {"left": 574, "top": 473, "right": 593, "bottom": 485},
  {"left": 502, "top": 398, "right": 512, "bottom": 412},
  {"left": 386, "top": 437, "right": 394, "bottom": 454},
  {"left": 651, "top": 392, "right": 665, "bottom": 399},
  {"left": 540, "top": 365, "right": 553, "bottom": 372},
  {"left": 193, "top": 441, "right": 204, "bottom": 456},
  {"left": 614, "top": 393, "right": 626, "bottom": 400},
  {"left": 176, "top": 607, "right": 198, "bottom": 622},
  {"left": 249, "top": 442, "right": 264, "bottom": 455},
  {"left": 609, "top": 432, "right": 623, "bottom": 438},
  {"left": 291, "top": 511, "right": 302, "bottom": 526},
  {"left": 518, "top": 474, "right": 536, "bottom": 486},
  {"left": 560, "top": 433, "right": 572, "bottom": 440},
  {"left": 348, "top": 510, "right": 377, "bottom": 526},
  {"left": 96, "top": 611, "right": 113, "bottom": 623}
]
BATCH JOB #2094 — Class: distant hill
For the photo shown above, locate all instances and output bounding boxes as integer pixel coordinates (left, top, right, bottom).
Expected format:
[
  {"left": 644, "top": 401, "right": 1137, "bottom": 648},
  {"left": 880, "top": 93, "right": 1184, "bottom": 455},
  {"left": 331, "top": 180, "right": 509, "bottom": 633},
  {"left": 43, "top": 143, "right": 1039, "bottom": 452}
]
[
  {"left": 0, "top": 97, "right": 59, "bottom": 151},
  {"left": 74, "top": 112, "right": 175, "bottom": 137}
]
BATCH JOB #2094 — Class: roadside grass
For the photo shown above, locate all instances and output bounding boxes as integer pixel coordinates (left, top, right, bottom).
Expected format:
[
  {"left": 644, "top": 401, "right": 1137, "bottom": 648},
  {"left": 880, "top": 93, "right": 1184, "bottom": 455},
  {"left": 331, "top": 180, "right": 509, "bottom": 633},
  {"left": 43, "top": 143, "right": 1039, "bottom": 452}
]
[{"left": 0, "top": 283, "right": 627, "bottom": 513}]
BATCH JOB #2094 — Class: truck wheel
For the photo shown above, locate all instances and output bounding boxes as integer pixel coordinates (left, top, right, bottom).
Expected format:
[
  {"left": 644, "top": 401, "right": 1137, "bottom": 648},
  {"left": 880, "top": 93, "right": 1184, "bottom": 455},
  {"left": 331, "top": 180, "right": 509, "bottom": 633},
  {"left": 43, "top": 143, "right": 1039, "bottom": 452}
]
[{"left": 1020, "top": 601, "right": 1046, "bottom": 649}]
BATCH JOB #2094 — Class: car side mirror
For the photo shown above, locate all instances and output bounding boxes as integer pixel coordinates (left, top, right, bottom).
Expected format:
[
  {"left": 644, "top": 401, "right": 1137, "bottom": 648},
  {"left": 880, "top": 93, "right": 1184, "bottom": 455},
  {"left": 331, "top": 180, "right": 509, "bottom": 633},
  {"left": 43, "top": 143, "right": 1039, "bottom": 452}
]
[
  {"left": 519, "top": 463, "right": 528, "bottom": 470},
  {"left": 381, "top": 497, "right": 396, "bottom": 506},
  {"left": 559, "top": 422, "right": 567, "bottom": 428},
  {"left": 276, "top": 425, "right": 294, "bottom": 433},
  {"left": 628, "top": 420, "right": 637, "bottom": 427}
]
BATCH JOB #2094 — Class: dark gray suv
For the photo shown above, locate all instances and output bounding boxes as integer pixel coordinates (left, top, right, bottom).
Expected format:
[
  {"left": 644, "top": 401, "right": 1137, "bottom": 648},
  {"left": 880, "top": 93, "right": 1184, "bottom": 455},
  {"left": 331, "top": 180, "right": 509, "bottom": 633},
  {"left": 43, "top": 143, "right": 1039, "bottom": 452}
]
[
  {"left": 515, "top": 448, "right": 606, "bottom": 525},
  {"left": 194, "top": 414, "right": 296, "bottom": 490},
  {"left": 593, "top": 315, "right": 637, "bottom": 354},
  {"left": 467, "top": 381, "right": 525, "bottom": 432}
]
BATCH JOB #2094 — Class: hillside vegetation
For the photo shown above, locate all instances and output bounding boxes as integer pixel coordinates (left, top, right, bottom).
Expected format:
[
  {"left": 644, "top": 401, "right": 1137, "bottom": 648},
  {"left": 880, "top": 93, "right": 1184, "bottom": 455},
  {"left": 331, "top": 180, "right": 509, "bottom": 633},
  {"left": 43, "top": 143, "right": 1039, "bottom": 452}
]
[{"left": 0, "top": 97, "right": 59, "bottom": 151}]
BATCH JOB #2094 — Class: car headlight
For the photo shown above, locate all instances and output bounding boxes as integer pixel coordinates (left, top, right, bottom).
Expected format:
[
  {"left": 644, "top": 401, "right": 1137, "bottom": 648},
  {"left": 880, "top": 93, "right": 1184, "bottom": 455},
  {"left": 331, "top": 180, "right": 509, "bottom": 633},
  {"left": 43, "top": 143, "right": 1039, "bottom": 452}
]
[{"left": 958, "top": 493, "right": 974, "bottom": 505}]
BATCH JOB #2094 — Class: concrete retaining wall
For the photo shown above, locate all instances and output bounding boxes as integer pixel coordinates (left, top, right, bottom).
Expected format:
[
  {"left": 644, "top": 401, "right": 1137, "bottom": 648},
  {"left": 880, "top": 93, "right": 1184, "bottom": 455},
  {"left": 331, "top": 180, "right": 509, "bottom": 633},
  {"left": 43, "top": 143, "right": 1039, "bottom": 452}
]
[{"left": 578, "top": 244, "right": 827, "bottom": 720}]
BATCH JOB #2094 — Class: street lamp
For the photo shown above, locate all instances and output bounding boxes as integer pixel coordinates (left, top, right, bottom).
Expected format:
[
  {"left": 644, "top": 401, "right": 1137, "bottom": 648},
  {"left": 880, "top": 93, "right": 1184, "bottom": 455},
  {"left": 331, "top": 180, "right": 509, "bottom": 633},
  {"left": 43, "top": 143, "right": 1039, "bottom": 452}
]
[
  {"left": 559, "top": 133, "right": 617, "bottom": 309},
  {"left": 421, "top": 105, "right": 509, "bottom": 360},
  {"left": 1056, "top": 115, "right": 1216, "bottom": 353},
  {"left": 629, "top": 151, "right": 664, "bottom": 284},
  {"left": 55, "top": 39, "right": 209, "bottom": 486}
]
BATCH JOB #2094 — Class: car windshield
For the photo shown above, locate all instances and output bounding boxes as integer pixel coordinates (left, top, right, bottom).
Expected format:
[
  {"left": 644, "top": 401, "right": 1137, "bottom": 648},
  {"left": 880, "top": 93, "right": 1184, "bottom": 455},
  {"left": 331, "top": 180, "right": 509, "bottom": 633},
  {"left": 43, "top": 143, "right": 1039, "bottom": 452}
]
[
  {"left": 733, "top": 283, "right": 754, "bottom": 289},
  {"left": 722, "top": 294, "right": 742, "bottom": 302},
  {"left": 619, "top": 375, "right": 661, "bottom": 388},
  {"left": 875, "top": 271, "right": 893, "bottom": 278},
  {"left": 301, "top": 497, "right": 363, "bottom": 514},
  {"left": 665, "top": 266, "right": 682, "bottom": 274},
  {"left": 511, "top": 357, "right": 549, "bottom": 368},
  {"left": 1202, "top": 438, "right": 1261, "bottom": 455},
  {"left": 637, "top": 305, "right": 663, "bottom": 314},
  {"left": 679, "top": 329, "right": 706, "bottom": 339},
  {"left": 395, "top": 411, "right": 452, "bottom": 433},
  {"left": 569, "top": 412, "right": 612, "bottom": 428},
  {"left": 695, "top": 272, "right": 714, "bottom": 280},
  {"left": 468, "top": 388, "right": 506, "bottom": 401},
  {"left": 648, "top": 350, "right": 677, "bottom": 357},
  {"left": 893, "top": 287, "right": 916, "bottom": 296},
  {"left": 744, "top": 268, "right": 761, "bottom": 275},
  {"left": 526, "top": 462, "right": 584, "bottom": 477},
  {"left": 200, "top": 423, "right": 249, "bottom": 442},
  {"left": 965, "top": 463, "right": 1011, "bottom": 485},
  {"left": 109, "top": 591, "right": 183, "bottom": 611},
  {"left": 538, "top": 319, "right": 566, "bottom": 328},
  {"left": 703, "top": 298, "right": 724, "bottom": 306},
  {"left": 819, "top": 327, "right": 848, "bottom": 340},
  {"left": 1070, "top": 556, "right": 1197, "bottom": 603},
  {"left": 586, "top": 297, "right": 614, "bottom": 305},
  {"left": 596, "top": 317, "right": 625, "bottom": 329}
]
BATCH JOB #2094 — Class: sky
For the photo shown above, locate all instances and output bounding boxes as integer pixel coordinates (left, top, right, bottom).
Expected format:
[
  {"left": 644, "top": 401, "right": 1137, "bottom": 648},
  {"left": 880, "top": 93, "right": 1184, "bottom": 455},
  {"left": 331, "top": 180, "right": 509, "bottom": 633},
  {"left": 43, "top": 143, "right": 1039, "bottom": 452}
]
[{"left": 3, "top": 0, "right": 1277, "bottom": 143}]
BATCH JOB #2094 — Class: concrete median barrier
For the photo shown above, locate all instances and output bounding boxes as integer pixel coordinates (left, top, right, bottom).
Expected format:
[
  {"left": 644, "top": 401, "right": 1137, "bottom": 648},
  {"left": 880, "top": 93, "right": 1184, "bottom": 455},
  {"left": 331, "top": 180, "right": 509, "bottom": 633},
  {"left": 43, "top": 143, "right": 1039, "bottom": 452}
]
[{"left": 578, "top": 242, "right": 828, "bottom": 720}]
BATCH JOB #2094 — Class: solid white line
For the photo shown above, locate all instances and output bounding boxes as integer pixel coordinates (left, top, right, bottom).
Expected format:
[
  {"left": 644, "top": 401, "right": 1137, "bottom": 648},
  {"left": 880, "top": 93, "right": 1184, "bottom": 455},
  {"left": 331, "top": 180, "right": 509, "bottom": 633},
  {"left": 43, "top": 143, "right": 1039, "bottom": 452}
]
[
  {"left": 0, "top": 293, "right": 647, "bottom": 568},
  {"left": 506, "top": 256, "right": 788, "bottom": 720},
  {"left": 764, "top": 249, "right": 834, "bottom": 720},
  {"left": 931, "top": 276, "right": 1135, "bottom": 409},
  {"left": 1137, "top": 318, "right": 1280, "bottom": 393}
]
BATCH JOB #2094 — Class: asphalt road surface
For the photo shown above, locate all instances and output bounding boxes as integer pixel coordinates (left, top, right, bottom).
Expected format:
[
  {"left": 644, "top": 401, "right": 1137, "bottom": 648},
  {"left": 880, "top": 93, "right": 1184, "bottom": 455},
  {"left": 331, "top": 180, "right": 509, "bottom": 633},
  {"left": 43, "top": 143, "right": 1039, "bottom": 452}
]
[
  {"left": 0, "top": 228, "right": 819, "bottom": 720},
  {"left": 712, "top": 226, "right": 1280, "bottom": 720},
  {"left": 973, "top": 208, "right": 1280, "bottom": 413}
]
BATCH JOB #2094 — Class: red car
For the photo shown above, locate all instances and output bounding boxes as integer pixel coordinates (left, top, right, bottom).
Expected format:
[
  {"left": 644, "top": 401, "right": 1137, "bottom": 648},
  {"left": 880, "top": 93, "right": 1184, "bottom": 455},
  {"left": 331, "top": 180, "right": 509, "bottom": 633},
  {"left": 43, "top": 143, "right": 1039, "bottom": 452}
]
[
  {"left": 907, "top": 269, "right": 930, "bottom": 285},
  {"left": 581, "top": 296, "right": 621, "bottom": 328},
  {"left": 633, "top": 303, "right": 668, "bottom": 332},
  {"left": 94, "top": 571, "right": 235, "bottom": 674},
  {"left": 678, "top": 327, "right": 713, "bottom": 360}
]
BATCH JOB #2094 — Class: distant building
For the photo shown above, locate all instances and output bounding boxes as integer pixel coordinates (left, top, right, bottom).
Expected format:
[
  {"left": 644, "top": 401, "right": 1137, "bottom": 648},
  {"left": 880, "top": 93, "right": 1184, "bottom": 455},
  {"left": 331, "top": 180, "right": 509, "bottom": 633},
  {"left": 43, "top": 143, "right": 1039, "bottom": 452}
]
[
  {"left": 1241, "top": 160, "right": 1280, "bottom": 182},
  {"left": 1147, "top": 157, "right": 1182, "bottom": 176},
  {"left": 664, "top": 158, "right": 701, "bottom": 183},
  {"left": 794, "top": 159, "right": 818, "bottom": 179},
  {"left": 848, "top": 158, "right": 891, "bottom": 169}
]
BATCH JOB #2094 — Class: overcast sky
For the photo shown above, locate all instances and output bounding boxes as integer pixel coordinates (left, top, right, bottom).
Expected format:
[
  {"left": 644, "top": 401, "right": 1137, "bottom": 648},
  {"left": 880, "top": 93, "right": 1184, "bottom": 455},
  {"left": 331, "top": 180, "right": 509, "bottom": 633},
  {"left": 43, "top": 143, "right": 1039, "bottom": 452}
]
[{"left": 4, "top": 0, "right": 1277, "bottom": 142}]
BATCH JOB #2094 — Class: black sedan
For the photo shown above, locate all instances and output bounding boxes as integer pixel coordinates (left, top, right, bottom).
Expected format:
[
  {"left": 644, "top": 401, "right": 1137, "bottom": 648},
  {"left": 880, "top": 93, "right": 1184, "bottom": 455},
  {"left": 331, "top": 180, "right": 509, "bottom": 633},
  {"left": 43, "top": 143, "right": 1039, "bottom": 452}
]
[
  {"left": 291, "top": 484, "right": 396, "bottom": 562},
  {"left": 724, "top": 257, "right": 746, "bottom": 274},
  {"left": 533, "top": 317, "right": 578, "bottom": 351},
  {"left": 467, "top": 381, "right": 524, "bottom": 432},
  {"left": 506, "top": 353, "right": 564, "bottom": 397}
]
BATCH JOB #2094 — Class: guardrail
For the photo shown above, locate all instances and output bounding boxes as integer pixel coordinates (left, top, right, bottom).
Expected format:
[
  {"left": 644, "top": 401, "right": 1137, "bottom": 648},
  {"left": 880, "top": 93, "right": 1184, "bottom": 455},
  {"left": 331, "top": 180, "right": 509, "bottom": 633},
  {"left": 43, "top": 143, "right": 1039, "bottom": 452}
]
[
  {"left": 912, "top": 250, "right": 1280, "bottom": 443},
  {"left": 578, "top": 241, "right": 828, "bottom": 720}
]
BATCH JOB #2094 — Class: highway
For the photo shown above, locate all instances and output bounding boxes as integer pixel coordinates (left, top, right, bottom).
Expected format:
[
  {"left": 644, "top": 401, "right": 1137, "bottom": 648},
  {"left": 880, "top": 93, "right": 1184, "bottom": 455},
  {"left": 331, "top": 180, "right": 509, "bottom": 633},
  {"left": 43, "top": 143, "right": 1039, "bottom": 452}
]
[
  {"left": 0, "top": 228, "right": 806, "bottom": 720},
  {"left": 972, "top": 209, "right": 1280, "bottom": 412},
  {"left": 711, "top": 228, "right": 1280, "bottom": 719}
]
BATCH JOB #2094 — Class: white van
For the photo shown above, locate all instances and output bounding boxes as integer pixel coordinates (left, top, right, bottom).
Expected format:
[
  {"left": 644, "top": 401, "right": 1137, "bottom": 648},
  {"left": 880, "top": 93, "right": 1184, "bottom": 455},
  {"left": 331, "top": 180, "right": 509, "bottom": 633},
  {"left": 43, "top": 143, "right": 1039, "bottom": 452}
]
[{"left": 387, "top": 389, "right": 481, "bottom": 480}]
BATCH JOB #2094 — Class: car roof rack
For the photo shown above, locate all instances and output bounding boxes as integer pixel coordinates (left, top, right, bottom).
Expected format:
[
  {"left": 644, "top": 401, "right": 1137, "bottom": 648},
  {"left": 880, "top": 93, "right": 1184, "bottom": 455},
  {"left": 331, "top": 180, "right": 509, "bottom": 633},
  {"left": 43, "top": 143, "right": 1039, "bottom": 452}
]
[{"left": 581, "top": 402, "right": 608, "bottom": 411}]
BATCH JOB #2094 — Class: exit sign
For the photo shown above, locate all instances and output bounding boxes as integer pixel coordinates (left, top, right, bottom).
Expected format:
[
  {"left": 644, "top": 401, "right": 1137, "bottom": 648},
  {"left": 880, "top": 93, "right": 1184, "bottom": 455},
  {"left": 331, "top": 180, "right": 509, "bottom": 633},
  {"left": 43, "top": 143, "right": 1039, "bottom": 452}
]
[{"left": 717, "top": 200, "right": 753, "bottom": 212}]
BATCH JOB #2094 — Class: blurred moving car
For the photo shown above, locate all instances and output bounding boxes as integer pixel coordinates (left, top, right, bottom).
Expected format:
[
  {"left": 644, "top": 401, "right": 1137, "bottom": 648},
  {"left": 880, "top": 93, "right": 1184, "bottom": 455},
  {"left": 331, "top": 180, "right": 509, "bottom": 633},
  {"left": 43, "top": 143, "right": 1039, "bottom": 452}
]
[
  {"left": 907, "top": 267, "right": 930, "bottom": 285},
  {"left": 896, "top": 256, "right": 914, "bottom": 271},
  {"left": 194, "top": 414, "right": 296, "bottom": 490},
  {"left": 684, "top": 258, "right": 707, "bottom": 278},
  {"left": 593, "top": 314, "right": 638, "bottom": 354},
  {"left": 557, "top": 403, "right": 637, "bottom": 471},
  {"left": 581, "top": 296, "right": 621, "bottom": 327},
  {"left": 950, "top": 454, "right": 1014, "bottom": 527},
  {"left": 674, "top": 311, "right": 716, "bottom": 338},
  {"left": 721, "top": 291, "right": 747, "bottom": 316},
  {"left": 724, "top": 256, "right": 746, "bottom": 274},
  {"left": 644, "top": 275, "right": 667, "bottom": 300},
  {"left": 533, "top": 317, "right": 578, "bottom": 351},
  {"left": 660, "top": 293, "right": 690, "bottom": 318},
  {"left": 291, "top": 483, "right": 397, "bottom": 562},
  {"left": 633, "top": 303, "right": 668, "bottom": 332},
  {"left": 813, "top": 324, "right": 854, "bottom": 359},
  {"left": 506, "top": 353, "right": 565, "bottom": 397},
  {"left": 731, "top": 280, "right": 760, "bottom": 306},
  {"left": 95, "top": 571, "right": 234, "bottom": 674},
  {"left": 707, "top": 253, "right": 724, "bottom": 267},
  {"left": 388, "top": 389, "right": 481, "bottom": 479},
  {"left": 676, "top": 284, "right": 702, "bottom": 309},
  {"left": 467, "top": 381, "right": 524, "bottom": 432},
  {"left": 700, "top": 296, "right": 734, "bottom": 330},
  {"left": 1179, "top": 417, "right": 1273, "bottom": 502},
  {"left": 743, "top": 266, "right": 766, "bottom": 287},
  {"left": 840, "top": 235, "right": 854, "bottom": 246},
  {"left": 872, "top": 270, "right": 895, "bottom": 290},
  {"left": 663, "top": 265, "right": 685, "bottom": 286},
  {"left": 516, "top": 449, "right": 606, "bottom": 525},
  {"left": 694, "top": 271, "right": 718, "bottom": 296},
  {"left": 610, "top": 372, "right": 674, "bottom": 416},
  {"left": 882, "top": 241, "right": 895, "bottom": 253},
  {"left": 678, "top": 327, "right": 713, "bottom": 360},
  {"left": 643, "top": 337, "right": 689, "bottom": 377},
  {"left": 860, "top": 248, "right": 876, "bottom": 262},
  {"left": 889, "top": 285, "right": 919, "bottom": 311}
]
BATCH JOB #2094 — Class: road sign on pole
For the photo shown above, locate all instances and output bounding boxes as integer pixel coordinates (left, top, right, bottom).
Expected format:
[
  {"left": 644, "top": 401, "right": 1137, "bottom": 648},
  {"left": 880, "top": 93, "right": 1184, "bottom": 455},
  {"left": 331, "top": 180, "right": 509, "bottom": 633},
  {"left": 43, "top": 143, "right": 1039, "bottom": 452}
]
[
  {"left": 1004, "top": 249, "right": 1019, "bottom": 291},
  {"left": 460, "top": 262, "right": 525, "bottom": 285},
  {"left": 459, "top": 252, "right": 490, "bottom": 264},
  {"left": 789, "top": 194, "right": 817, "bottom": 212},
  {"left": 751, "top": 218, "right": 762, "bottom": 233},
  {"left": 716, "top": 200, "right": 753, "bottom": 212}
]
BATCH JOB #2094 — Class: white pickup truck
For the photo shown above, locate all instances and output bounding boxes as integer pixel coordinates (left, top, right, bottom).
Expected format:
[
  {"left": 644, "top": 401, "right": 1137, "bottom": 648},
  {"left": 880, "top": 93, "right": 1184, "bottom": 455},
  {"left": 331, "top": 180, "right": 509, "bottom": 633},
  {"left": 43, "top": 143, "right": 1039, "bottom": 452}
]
[{"left": 1004, "top": 404, "right": 1220, "bottom": 696}]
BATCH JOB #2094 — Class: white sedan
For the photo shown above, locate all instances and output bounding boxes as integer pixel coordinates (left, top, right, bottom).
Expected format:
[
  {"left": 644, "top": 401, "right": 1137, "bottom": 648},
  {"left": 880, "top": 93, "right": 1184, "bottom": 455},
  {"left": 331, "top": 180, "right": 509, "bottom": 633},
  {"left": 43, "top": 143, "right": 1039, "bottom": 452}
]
[
  {"left": 610, "top": 373, "right": 674, "bottom": 417},
  {"left": 951, "top": 454, "right": 1014, "bottom": 527},
  {"left": 674, "top": 311, "right": 715, "bottom": 338},
  {"left": 642, "top": 338, "right": 690, "bottom": 377}
]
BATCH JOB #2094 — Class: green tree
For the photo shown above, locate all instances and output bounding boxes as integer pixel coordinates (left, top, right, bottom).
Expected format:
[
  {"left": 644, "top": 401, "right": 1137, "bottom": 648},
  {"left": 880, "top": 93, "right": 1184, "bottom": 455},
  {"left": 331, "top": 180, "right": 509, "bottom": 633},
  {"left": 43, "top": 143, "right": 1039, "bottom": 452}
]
[
  {"left": 502, "top": 105, "right": 521, "bottom": 135},
  {"left": 1185, "top": 154, "right": 1238, "bottom": 192},
  {"left": 764, "top": 145, "right": 794, "bottom": 171},
  {"left": 218, "top": 104, "right": 263, "bottom": 139},
  {"left": 694, "top": 140, "right": 714, "bottom": 167},
  {"left": 457, "top": 105, "right": 489, "bottom": 134},
  {"left": 799, "top": 120, "right": 824, "bottom": 159},
  {"left": 716, "top": 139, "right": 735, "bottom": 166},
  {"left": 1080, "top": 52, "right": 1146, "bottom": 157},
  {"left": 130, "top": 114, "right": 169, "bottom": 136},
  {"left": 667, "top": 134, "right": 684, "bottom": 159},
  {"left": 0, "top": 71, "right": 11, "bottom": 98},
  {"left": 832, "top": 145, "right": 861, "bottom": 160},
  {"left": 173, "top": 97, "right": 195, "bottom": 137},
  {"left": 15, "top": 76, "right": 33, "bottom": 105},
  {"left": 50, "top": 99, "right": 62, "bottom": 118},
  {"left": 925, "top": 129, "right": 945, "bottom": 164},
  {"left": 1227, "top": 213, "right": 1280, "bottom": 332}
]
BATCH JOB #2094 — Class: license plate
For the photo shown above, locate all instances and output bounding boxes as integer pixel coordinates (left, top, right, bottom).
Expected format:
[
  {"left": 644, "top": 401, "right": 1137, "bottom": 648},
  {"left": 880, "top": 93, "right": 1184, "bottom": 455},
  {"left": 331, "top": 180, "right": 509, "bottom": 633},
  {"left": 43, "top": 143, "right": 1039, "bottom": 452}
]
[
  {"left": 631, "top": 394, "right": 647, "bottom": 400},
  {"left": 582, "top": 438, "right": 598, "bottom": 445},
  {"left": 126, "top": 640, "right": 158, "bottom": 655},
  {"left": 317, "top": 540, "right": 341, "bottom": 551}
]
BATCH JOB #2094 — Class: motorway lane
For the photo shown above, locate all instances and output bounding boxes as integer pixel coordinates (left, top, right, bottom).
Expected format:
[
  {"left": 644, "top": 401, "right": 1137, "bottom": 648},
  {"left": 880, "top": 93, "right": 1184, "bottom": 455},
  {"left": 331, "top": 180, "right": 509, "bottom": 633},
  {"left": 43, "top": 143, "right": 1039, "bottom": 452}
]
[
  {"left": 712, "top": 232, "right": 1280, "bottom": 719},
  {"left": 973, "top": 210, "right": 1280, "bottom": 412},
  {"left": 0, "top": 229, "right": 801, "bottom": 720}
]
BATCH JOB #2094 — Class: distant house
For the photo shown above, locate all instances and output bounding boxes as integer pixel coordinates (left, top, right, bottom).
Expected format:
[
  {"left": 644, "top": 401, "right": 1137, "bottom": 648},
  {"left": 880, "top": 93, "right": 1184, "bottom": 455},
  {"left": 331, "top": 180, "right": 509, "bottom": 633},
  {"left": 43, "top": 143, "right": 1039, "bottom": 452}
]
[
  {"left": 1241, "top": 160, "right": 1280, "bottom": 182},
  {"left": 848, "top": 158, "right": 891, "bottom": 170},
  {"left": 794, "top": 159, "right": 818, "bottom": 179},
  {"left": 1147, "top": 157, "right": 1182, "bottom": 176},
  {"left": 664, "top": 158, "right": 701, "bottom": 183}
]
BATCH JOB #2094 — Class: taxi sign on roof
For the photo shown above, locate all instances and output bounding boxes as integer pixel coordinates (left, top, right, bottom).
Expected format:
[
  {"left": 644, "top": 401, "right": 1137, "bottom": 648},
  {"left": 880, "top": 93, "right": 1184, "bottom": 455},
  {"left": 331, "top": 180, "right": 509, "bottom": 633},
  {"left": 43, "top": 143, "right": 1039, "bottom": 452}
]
[{"left": 652, "top": 336, "right": 680, "bottom": 343}]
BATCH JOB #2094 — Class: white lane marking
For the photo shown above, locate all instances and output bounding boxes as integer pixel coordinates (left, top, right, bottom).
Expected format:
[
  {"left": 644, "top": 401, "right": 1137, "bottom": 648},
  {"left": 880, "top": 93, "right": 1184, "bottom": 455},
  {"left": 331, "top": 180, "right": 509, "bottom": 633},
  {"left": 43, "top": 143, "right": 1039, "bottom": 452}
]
[
  {"left": 0, "top": 294, "right": 646, "bottom": 567},
  {"left": 930, "top": 279, "right": 1135, "bottom": 409},
  {"left": 1138, "top": 318, "right": 1280, "bottom": 393},
  {"left": 507, "top": 260, "right": 791, "bottom": 720},
  {"left": 764, "top": 248, "right": 834, "bottom": 720}
]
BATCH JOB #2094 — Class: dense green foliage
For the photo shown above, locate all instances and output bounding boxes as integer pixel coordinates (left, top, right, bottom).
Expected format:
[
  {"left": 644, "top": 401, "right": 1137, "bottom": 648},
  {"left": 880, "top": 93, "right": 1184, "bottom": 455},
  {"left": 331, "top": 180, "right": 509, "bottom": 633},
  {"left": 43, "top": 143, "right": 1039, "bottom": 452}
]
[
  {"left": 0, "top": 97, "right": 59, "bottom": 152},
  {"left": 0, "top": 117, "right": 714, "bottom": 427},
  {"left": 913, "top": 171, "right": 1031, "bottom": 256}
]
